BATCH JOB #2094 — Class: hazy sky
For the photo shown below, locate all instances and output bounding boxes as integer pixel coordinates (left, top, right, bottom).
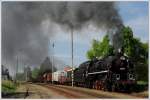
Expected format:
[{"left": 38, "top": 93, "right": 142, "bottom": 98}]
[
  {"left": 52, "top": 1, "right": 149, "bottom": 68},
  {"left": 2, "top": 1, "right": 149, "bottom": 75}
]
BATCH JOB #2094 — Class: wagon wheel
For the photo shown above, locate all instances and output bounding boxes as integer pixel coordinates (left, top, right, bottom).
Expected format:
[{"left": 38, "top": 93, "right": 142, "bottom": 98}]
[
  {"left": 93, "top": 81, "right": 97, "bottom": 89},
  {"left": 99, "top": 81, "right": 102, "bottom": 90},
  {"left": 97, "top": 81, "right": 100, "bottom": 90}
]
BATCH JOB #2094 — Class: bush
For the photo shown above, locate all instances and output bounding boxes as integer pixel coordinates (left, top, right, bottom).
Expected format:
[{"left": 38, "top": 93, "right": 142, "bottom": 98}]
[
  {"left": 133, "top": 81, "right": 148, "bottom": 92},
  {"left": 2, "top": 80, "right": 17, "bottom": 94}
]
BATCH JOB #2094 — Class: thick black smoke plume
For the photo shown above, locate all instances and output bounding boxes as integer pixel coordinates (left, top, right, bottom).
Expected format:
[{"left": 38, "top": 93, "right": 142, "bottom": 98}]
[{"left": 2, "top": 2, "right": 123, "bottom": 74}]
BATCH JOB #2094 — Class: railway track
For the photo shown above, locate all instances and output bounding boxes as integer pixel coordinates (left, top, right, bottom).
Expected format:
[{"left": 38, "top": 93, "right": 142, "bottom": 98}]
[
  {"left": 42, "top": 84, "right": 97, "bottom": 98},
  {"left": 38, "top": 83, "right": 141, "bottom": 99}
]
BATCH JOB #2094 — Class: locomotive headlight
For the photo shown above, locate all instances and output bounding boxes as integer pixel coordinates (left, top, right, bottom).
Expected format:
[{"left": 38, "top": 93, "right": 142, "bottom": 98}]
[
  {"left": 116, "top": 74, "right": 120, "bottom": 80},
  {"left": 128, "top": 74, "right": 135, "bottom": 80}
]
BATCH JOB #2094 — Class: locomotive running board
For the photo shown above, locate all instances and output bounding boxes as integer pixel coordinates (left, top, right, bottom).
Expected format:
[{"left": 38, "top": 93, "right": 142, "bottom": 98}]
[{"left": 88, "top": 70, "right": 108, "bottom": 75}]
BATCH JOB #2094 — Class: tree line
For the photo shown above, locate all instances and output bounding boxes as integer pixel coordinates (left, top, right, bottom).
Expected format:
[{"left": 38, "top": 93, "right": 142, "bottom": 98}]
[
  {"left": 15, "top": 57, "right": 57, "bottom": 82},
  {"left": 86, "top": 26, "right": 148, "bottom": 82}
]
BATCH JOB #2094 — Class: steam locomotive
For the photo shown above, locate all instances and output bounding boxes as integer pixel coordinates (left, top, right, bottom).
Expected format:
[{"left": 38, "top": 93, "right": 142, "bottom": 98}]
[
  {"left": 74, "top": 48, "right": 136, "bottom": 92},
  {"left": 41, "top": 48, "right": 136, "bottom": 92}
]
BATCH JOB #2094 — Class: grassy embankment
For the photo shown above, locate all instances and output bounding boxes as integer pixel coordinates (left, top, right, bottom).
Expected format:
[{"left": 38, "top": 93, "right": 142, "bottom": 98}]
[{"left": 2, "top": 80, "right": 17, "bottom": 94}]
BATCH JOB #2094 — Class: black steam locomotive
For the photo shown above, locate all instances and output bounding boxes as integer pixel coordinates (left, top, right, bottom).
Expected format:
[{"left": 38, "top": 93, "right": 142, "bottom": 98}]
[{"left": 74, "top": 48, "right": 136, "bottom": 92}]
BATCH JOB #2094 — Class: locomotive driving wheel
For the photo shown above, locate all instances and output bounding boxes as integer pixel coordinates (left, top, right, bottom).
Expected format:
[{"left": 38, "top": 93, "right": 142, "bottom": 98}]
[
  {"left": 100, "top": 79, "right": 105, "bottom": 91},
  {"left": 93, "top": 80, "right": 98, "bottom": 89},
  {"left": 96, "top": 80, "right": 102, "bottom": 90},
  {"left": 102, "top": 80, "right": 108, "bottom": 91}
]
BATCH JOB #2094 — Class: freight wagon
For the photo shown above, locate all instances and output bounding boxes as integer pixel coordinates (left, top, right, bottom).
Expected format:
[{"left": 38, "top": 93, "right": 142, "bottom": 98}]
[
  {"left": 50, "top": 67, "right": 73, "bottom": 85},
  {"left": 52, "top": 70, "right": 67, "bottom": 84}
]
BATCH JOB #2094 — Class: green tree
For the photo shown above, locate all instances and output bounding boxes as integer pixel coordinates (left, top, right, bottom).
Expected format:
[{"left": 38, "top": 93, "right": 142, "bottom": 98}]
[
  {"left": 122, "top": 26, "right": 134, "bottom": 57},
  {"left": 32, "top": 68, "right": 40, "bottom": 80},
  {"left": 86, "top": 50, "right": 95, "bottom": 59},
  {"left": 86, "top": 26, "right": 148, "bottom": 82},
  {"left": 99, "top": 35, "right": 114, "bottom": 57},
  {"left": 122, "top": 26, "right": 148, "bottom": 60},
  {"left": 122, "top": 26, "right": 148, "bottom": 81},
  {"left": 86, "top": 35, "right": 114, "bottom": 59}
]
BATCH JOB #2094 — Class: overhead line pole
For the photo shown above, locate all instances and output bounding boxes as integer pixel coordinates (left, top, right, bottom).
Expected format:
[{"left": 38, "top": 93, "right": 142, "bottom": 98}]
[
  {"left": 16, "top": 56, "right": 18, "bottom": 81},
  {"left": 71, "top": 28, "right": 74, "bottom": 87},
  {"left": 49, "top": 40, "right": 53, "bottom": 84},
  {"left": 52, "top": 42, "right": 54, "bottom": 85}
]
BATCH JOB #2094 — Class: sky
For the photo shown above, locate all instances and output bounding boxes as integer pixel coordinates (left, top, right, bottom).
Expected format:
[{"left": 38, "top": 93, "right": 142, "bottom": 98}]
[
  {"left": 2, "top": 1, "right": 149, "bottom": 75},
  {"left": 51, "top": 1, "right": 149, "bottom": 69}
]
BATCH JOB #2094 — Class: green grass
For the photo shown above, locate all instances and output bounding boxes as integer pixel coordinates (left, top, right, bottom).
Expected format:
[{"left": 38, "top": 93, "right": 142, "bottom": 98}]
[
  {"left": 2, "top": 80, "right": 17, "bottom": 93},
  {"left": 137, "top": 81, "right": 148, "bottom": 85}
]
